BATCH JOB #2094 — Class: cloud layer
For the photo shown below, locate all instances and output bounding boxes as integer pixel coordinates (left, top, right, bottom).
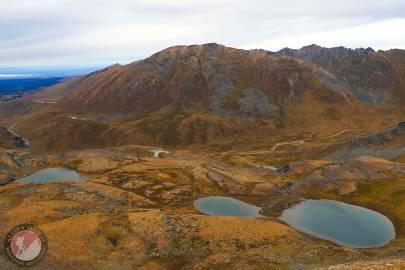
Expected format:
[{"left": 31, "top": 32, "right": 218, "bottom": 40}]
[{"left": 1, "top": 0, "right": 404, "bottom": 68}]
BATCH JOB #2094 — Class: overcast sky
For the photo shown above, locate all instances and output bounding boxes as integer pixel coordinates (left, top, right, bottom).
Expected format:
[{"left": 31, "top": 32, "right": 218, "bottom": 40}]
[{"left": 1, "top": 0, "right": 405, "bottom": 69}]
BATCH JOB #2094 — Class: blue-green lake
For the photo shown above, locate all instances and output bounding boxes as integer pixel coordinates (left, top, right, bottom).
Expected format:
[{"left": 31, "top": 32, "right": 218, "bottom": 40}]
[
  {"left": 194, "top": 196, "right": 263, "bottom": 217},
  {"left": 279, "top": 199, "right": 395, "bottom": 248},
  {"left": 18, "top": 167, "right": 88, "bottom": 183}
]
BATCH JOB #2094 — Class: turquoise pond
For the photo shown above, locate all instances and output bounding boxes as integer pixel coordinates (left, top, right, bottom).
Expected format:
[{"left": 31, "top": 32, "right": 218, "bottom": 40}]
[
  {"left": 18, "top": 167, "right": 88, "bottom": 183},
  {"left": 279, "top": 199, "right": 395, "bottom": 248},
  {"left": 193, "top": 196, "right": 263, "bottom": 218},
  {"left": 193, "top": 196, "right": 395, "bottom": 248}
]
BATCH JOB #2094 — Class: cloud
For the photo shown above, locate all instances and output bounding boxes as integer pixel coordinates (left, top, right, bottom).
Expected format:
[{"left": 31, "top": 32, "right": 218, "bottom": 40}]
[
  {"left": 0, "top": 0, "right": 404, "bottom": 68},
  {"left": 0, "top": 74, "right": 35, "bottom": 78}
]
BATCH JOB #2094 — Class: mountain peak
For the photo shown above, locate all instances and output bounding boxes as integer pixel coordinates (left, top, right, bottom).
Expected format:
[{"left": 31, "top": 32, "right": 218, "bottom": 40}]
[{"left": 301, "top": 44, "right": 323, "bottom": 50}]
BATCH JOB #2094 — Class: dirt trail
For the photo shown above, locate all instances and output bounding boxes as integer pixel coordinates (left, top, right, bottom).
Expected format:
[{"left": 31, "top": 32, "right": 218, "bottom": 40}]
[
  {"left": 320, "top": 128, "right": 365, "bottom": 139},
  {"left": 239, "top": 128, "right": 365, "bottom": 156},
  {"left": 8, "top": 123, "right": 30, "bottom": 146}
]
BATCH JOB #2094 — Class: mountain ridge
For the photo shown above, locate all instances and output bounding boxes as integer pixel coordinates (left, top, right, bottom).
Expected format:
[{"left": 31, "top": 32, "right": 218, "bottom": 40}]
[
  {"left": 3, "top": 43, "right": 404, "bottom": 152},
  {"left": 276, "top": 44, "right": 405, "bottom": 106}
]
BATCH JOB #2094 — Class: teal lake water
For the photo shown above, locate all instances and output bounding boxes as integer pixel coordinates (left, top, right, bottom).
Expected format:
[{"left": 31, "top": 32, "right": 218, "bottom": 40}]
[
  {"left": 194, "top": 196, "right": 262, "bottom": 217},
  {"left": 18, "top": 167, "right": 88, "bottom": 183},
  {"left": 280, "top": 199, "right": 395, "bottom": 248}
]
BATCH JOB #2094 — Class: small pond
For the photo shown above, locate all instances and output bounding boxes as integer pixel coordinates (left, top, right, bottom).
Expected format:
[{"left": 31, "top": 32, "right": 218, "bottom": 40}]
[
  {"left": 18, "top": 167, "right": 88, "bottom": 183},
  {"left": 194, "top": 196, "right": 263, "bottom": 218},
  {"left": 279, "top": 199, "right": 395, "bottom": 248}
]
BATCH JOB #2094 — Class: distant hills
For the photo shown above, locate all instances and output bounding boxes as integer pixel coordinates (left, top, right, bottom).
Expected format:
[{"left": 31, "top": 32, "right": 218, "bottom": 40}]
[
  {"left": 2, "top": 43, "right": 404, "bottom": 152},
  {"left": 0, "top": 67, "right": 102, "bottom": 101},
  {"left": 0, "top": 77, "right": 65, "bottom": 94},
  {"left": 0, "top": 77, "right": 66, "bottom": 102},
  {"left": 0, "top": 67, "right": 101, "bottom": 79}
]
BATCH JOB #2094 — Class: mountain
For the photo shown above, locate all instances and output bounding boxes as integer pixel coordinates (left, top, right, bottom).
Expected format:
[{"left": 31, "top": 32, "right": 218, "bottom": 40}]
[
  {"left": 6, "top": 43, "right": 405, "bottom": 152},
  {"left": 58, "top": 44, "right": 305, "bottom": 118},
  {"left": 277, "top": 44, "right": 405, "bottom": 105}
]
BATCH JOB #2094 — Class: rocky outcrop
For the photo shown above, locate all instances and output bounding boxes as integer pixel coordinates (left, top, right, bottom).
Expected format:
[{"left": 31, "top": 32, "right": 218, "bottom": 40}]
[
  {"left": 206, "top": 167, "right": 248, "bottom": 195},
  {"left": 324, "top": 121, "right": 405, "bottom": 161},
  {"left": 345, "top": 121, "right": 405, "bottom": 148},
  {"left": 277, "top": 44, "right": 404, "bottom": 106},
  {"left": 296, "top": 156, "right": 405, "bottom": 195},
  {"left": 0, "top": 126, "right": 43, "bottom": 184},
  {"left": 0, "top": 127, "right": 28, "bottom": 149}
]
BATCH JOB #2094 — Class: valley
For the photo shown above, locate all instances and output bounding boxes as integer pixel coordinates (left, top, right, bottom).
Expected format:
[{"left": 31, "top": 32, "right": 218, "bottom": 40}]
[
  {"left": 0, "top": 43, "right": 404, "bottom": 269},
  {"left": 1, "top": 134, "right": 405, "bottom": 269},
  {"left": 0, "top": 77, "right": 65, "bottom": 102}
]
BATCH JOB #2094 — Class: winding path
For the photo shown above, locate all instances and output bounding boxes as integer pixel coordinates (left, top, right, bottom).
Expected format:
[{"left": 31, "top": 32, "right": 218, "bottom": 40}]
[
  {"left": 239, "top": 128, "right": 365, "bottom": 156},
  {"left": 232, "top": 128, "right": 366, "bottom": 170},
  {"left": 8, "top": 123, "right": 30, "bottom": 146},
  {"left": 320, "top": 128, "right": 365, "bottom": 140}
]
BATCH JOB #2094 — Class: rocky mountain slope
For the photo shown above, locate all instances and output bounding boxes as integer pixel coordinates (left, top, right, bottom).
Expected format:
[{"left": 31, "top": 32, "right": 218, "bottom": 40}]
[
  {"left": 326, "top": 121, "right": 405, "bottom": 161},
  {"left": 277, "top": 44, "right": 405, "bottom": 106},
  {"left": 0, "top": 126, "right": 28, "bottom": 149},
  {"left": 59, "top": 44, "right": 308, "bottom": 118},
  {"left": 4, "top": 44, "right": 405, "bottom": 153},
  {"left": 0, "top": 127, "right": 44, "bottom": 184}
]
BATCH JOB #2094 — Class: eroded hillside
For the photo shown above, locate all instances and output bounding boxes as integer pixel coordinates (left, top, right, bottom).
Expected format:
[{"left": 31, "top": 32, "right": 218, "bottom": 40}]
[{"left": 3, "top": 44, "right": 404, "bottom": 152}]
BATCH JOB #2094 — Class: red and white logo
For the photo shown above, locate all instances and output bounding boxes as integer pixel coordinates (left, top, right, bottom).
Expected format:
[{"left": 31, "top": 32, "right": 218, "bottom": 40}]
[{"left": 4, "top": 224, "right": 47, "bottom": 266}]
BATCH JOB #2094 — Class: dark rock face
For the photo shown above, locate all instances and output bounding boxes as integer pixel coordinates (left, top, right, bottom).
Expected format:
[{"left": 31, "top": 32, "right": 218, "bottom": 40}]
[
  {"left": 395, "top": 121, "right": 405, "bottom": 134},
  {"left": 345, "top": 121, "right": 405, "bottom": 148},
  {"left": 0, "top": 127, "right": 28, "bottom": 149},
  {"left": 277, "top": 45, "right": 404, "bottom": 106},
  {"left": 326, "top": 148, "right": 405, "bottom": 161},
  {"left": 211, "top": 74, "right": 234, "bottom": 95},
  {"left": 0, "top": 126, "right": 42, "bottom": 185},
  {"left": 278, "top": 44, "right": 374, "bottom": 63},
  {"left": 277, "top": 164, "right": 291, "bottom": 173},
  {"left": 210, "top": 86, "right": 281, "bottom": 119},
  {"left": 278, "top": 44, "right": 352, "bottom": 62},
  {"left": 326, "top": 121, "right": 405, "bottom": 161},
  {"left": 239, "top": 88, "right": 278, "bottom": 118}
]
